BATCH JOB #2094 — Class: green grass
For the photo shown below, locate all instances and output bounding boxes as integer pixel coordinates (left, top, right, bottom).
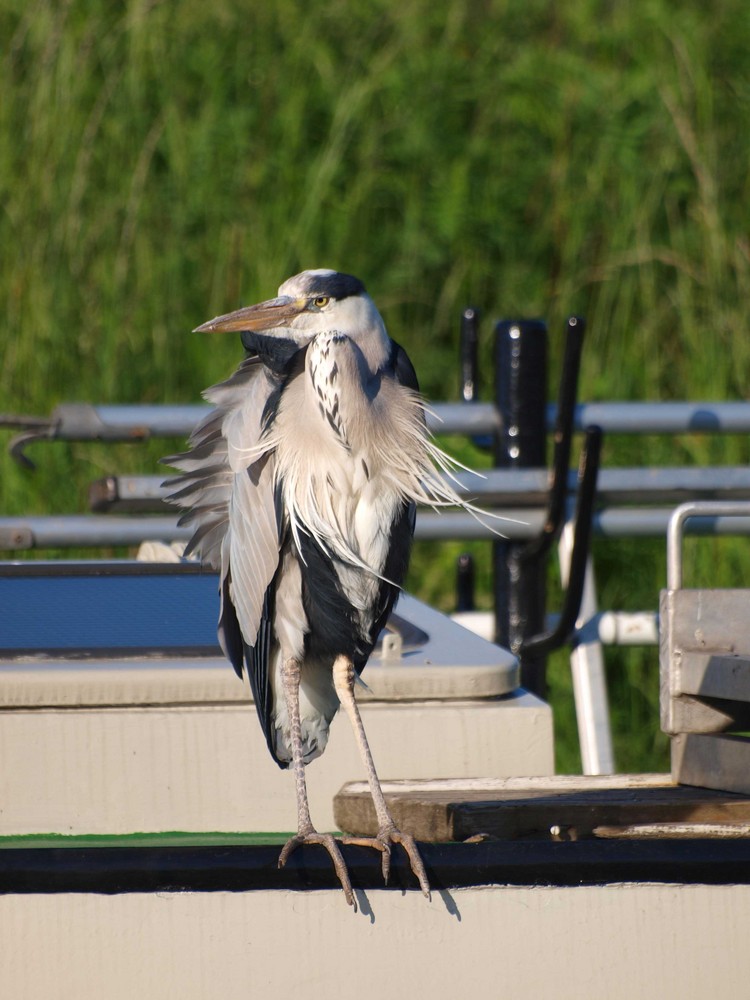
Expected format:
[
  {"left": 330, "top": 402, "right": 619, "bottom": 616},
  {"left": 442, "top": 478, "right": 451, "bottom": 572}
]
[
  {"left": 0, "top": 832, "right": 294, "bottom": 849},
  {"left": 2, "top": 0, "right": 750, "bottom": 774}
]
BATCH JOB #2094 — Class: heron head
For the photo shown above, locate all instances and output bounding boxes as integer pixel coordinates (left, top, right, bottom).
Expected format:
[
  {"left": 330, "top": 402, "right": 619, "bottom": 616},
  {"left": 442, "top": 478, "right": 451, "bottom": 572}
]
[{"left": 193, "top": 270, "right": 391, "bottom": 369}]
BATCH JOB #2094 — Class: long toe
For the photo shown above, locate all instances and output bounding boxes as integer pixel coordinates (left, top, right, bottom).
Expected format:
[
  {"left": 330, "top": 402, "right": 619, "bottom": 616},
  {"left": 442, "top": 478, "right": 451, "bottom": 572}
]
[
  {"left": 342, "top": 834, "right": 392, "bottom": 882},
  {"left": 391, "top": 830, "right": 431, "bottom": 899},
  {"left": 278, "top": 831, "right": 355, "bottom": 909},
  {"left": 343, "top": 828, "right": 431, "bottom": 899}
]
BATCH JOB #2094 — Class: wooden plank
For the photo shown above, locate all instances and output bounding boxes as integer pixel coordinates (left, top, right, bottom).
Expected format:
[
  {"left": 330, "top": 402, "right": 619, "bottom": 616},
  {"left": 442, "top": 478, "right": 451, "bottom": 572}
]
[
  {"left": 595, "top": 822, "right": 750, "bottom": 839},
  {"left": 334, "top": 774, "right": 750, "bottom": 842},
  {"left": 673, "top": 733, "right": 750, "bottom": 795}
]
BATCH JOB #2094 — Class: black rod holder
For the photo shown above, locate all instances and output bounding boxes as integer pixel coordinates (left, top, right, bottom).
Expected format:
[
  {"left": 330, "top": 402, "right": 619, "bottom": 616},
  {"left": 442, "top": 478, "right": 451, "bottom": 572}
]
[
  {"left": 455, "top": 553, "right": 476, "bottom": 613},
  {"left": 1, "top": 414, "right": 57, "bottom": 471},
  {"left": 492, "top": 319, "right": 548, "bottom": 695},
  {"left": 460, "top": 308, "right": 480, "bottom": 403},
  {"left": 520, "top": 316, "right": 586, "bottom": 562},
  {"left": 520, "top": 425, "right": 603, "bottom": 657}
]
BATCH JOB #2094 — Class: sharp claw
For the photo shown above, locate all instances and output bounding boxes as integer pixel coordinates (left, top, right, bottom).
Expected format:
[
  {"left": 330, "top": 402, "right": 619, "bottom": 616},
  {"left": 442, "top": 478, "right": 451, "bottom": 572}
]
[
  {"left": 342, "top": 828, "right": 430, "bottom": 897},
  {"left": 283, "top": 827, "right": 430, "bottom": 900},
  {"left": 381, "top": 844, "right": 391, "bottom": 885},
  {"left": 402, "top": 842, "right": 431, "bottom": 899},
  {"left": 278, "top": 832, "right": 356, "bottom": 910},
  {"left": 277, "top": 836, "right": 299, "bottom": 869}
]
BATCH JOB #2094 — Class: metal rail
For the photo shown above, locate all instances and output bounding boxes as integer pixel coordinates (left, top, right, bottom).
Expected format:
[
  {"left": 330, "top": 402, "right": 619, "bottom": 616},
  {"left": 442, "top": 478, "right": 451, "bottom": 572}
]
[
  {"left": 7, "top": 395, "right": 750, "bottom": 777},
  {"left": 666, "top": 500, "right": 750, "bottom": 590},
  {"left": 87, "top": 466, "right": 750, "bottom": 515},
  {"left": 6, "top": 507, "right": 750, "bottom": 551},
  {"left": 7, "top": 400, "right": 750, "bottom": 461}
]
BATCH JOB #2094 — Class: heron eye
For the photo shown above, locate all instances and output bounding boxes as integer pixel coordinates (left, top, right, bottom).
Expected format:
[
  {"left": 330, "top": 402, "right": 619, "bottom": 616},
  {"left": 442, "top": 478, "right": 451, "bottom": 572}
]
[{"left": 313, "top": 296, "right": 330, "bottom": 309}]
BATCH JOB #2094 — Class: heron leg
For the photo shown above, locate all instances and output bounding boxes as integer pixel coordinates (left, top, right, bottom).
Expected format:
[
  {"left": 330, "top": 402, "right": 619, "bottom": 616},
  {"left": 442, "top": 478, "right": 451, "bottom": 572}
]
[
  {"left": 333, "top": 655, "right": 430, "bottom": 898},
  {"left": 276, "top": 656, "right": 355, "bottom": 908}
]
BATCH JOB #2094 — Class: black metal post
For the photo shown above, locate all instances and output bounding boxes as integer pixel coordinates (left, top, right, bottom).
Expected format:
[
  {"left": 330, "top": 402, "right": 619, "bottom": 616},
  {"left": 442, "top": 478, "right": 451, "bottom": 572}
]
[
  {"left": 520, "top": 425, "right": 603, "bottom": 657},
  {"left": 493, "top": 319, "right": 549, "bottom": 696},
  {"left": 460, "top": 308, "right": 480, "bottom": 403},
  {"left": 455, "top": 553, "right": 476, "bottom": 612},
  {"left": 520, "top": 316, "right": 586, "bottom": 561}
]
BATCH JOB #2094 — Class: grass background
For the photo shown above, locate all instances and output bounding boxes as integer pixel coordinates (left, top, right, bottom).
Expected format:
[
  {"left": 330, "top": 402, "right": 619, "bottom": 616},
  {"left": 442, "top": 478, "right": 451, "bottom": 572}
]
[{"left": 2, "top": 0, "right": 750, "bottom": 773}]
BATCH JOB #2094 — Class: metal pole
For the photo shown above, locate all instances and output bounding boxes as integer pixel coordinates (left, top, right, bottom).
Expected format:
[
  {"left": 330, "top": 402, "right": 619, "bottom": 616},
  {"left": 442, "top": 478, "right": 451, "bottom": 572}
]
[
  {"left": 558, "top": 520, "right": 615, "bottom": 774},
  {"left": 493, "top": 319, "right": 548, "bottom": 696}
]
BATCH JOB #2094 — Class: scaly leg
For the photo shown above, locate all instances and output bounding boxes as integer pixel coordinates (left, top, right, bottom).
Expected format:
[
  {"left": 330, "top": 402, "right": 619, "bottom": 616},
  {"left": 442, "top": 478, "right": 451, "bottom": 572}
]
[
  {"left": 277, "top": 656, "right": 355, "bottom": 908},
  {"left": 333, "top": 655, "right": 430, "bottom": 898}
]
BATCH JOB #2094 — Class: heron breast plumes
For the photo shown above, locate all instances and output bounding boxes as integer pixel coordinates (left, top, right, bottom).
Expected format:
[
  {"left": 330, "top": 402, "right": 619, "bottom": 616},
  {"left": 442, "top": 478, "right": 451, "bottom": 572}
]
[{"left": 307, "top": 331, "right": 351, "bottom": 446}]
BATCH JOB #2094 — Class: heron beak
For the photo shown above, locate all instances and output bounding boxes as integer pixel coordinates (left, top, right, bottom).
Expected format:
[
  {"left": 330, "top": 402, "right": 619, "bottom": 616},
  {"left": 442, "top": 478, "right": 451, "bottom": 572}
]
[{"left": 193, "top": 296, "right": 307, "bottom": 333}]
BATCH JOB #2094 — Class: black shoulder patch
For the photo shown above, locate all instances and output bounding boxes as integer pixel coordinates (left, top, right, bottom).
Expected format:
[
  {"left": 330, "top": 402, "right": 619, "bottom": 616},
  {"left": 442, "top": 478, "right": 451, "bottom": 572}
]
[
  {"left": 241, "top": 331, "right": 304, "bottom": 374},
  {"left": 261, "top": 347, "right": 307, "bottom": 431},
  {"left": 299, "top": 536, "right": 361, "bottom": 664},
  {"left": 364, "top": 500, "right": 415, "bottom": 671},
  {"left": 390, "top": 340, "right": 420, "bottom": 393}
]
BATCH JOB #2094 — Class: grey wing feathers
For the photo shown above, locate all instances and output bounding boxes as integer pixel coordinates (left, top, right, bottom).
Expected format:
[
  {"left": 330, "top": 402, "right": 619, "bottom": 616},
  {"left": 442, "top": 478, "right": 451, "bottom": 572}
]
[
  {"left": 163, "top": 356, "right": 282, "bottom": 655},
  {"left": 227, "top": 451, "right": 280, "bottom": 647},
  {"left": 163, "top": 411, "right": 232, "bottom": 571}
]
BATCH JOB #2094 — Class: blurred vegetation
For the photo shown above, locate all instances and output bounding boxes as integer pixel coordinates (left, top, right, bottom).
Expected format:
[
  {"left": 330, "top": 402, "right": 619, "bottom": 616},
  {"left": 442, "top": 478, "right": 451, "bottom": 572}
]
[{"left": 2, "top": 0, "right": 750, "bottom": 773}]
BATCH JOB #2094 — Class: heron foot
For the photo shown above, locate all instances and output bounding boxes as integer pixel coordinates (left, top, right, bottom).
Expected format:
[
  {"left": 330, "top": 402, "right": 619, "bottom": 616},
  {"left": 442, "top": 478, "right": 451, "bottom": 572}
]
[
  {"left": 278, "top": 830, "right": 355, "bottom": 909},
  {"left": 342, "top": 826, "right": 431, "bottom": 899}
]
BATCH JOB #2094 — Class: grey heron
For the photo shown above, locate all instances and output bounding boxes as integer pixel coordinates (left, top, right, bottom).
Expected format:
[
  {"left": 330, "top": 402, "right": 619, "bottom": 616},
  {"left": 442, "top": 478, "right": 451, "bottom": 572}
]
[{"left": 165, "top": 269, "right": 486, "bottom": 905}]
